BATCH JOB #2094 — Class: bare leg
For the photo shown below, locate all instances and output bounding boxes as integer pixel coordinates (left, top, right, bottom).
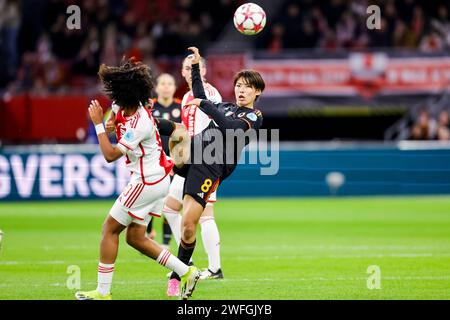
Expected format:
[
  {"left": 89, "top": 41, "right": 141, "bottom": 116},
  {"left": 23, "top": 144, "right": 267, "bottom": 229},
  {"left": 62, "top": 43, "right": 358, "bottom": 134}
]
[
  {"left": 100, "top": 215, "right": 126, "bottom": 263},
  {"left": 126, "top": 222, "right": 165, "bottom": 259},
  {"left": 126, "top": 222, "right": 190, "bottom": 278},
  {"left": 181, "top": 195, "right": 205, "bottom": 243}
]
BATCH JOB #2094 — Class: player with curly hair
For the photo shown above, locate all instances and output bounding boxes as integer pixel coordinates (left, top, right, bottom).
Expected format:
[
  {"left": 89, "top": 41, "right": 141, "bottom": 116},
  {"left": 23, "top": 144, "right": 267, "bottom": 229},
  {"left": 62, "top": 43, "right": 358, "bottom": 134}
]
[{"left": 75, "top": 58, "right": 199, "bottom": 300}]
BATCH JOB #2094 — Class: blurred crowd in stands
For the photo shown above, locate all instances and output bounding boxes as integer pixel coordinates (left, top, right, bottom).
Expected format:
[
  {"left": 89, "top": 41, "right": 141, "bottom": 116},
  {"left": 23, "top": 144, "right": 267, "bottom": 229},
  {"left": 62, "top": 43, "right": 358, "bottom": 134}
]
[
  {"left": 1, "top": 0, "right": 450, "bottom": 94},
  {"left": 409, "top": 108, "right": 450, "bottom": 141},
  {"left": 0, "top": 0, "right": 238, "bottom": 92},
  {"left": 258, "top": 0, "right": 450, "bottom": 53}
]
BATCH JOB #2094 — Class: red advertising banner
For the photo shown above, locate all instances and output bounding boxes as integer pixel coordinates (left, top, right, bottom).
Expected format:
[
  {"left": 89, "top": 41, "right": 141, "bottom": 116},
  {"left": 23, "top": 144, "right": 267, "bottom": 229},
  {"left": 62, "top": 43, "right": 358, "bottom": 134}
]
[{"left": 208, "top": 53, "right": 450, "bottom": 100}]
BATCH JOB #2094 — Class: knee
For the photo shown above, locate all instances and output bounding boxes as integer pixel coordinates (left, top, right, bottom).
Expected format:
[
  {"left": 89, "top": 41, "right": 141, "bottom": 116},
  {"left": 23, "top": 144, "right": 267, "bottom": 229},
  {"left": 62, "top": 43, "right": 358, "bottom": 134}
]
[{"left": 182, "top": 221, "right": 196, "bottom": 240}]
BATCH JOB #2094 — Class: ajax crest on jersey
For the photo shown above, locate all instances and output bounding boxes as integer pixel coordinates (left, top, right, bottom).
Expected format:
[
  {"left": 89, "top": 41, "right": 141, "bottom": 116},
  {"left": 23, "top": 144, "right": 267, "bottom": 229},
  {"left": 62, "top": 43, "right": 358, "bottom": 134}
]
[{"left": 233, "top": 3, "right": 266, "bottom": 35}]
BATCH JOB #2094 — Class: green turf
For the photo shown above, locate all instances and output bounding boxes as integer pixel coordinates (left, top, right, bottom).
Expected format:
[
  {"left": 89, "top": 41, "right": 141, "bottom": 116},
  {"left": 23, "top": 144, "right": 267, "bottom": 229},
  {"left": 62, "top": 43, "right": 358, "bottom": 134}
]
[{"left": 1, "top": 197, "right": 450, "bottom": 300}]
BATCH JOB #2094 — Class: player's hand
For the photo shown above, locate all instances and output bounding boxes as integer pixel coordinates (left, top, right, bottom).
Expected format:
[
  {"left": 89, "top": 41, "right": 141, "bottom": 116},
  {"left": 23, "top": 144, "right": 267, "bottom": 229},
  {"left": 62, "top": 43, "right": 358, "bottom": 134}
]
[
  {"left": 105, "top": 120, "right": 115, "bottom": 133},
  {"left": 187, "top": 47, "right": 201, "bottom": 64},
  {"left": 185, "top": 98, "right": 202, "bottom": 107},
  {"left": 88, "top": 100, "right": 104, "bottom": 125}
]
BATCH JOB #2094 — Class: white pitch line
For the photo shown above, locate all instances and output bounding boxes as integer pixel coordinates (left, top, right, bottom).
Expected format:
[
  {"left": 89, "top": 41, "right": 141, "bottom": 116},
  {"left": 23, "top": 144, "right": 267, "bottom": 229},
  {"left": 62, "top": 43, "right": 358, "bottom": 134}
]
[
  {"left": 2, "top": 252, "right": 450, "bottom": 266},
  {"left": 234, "top": 245, "right": 449, "bottom": 251},
  {"left": 1, "top": 276, "right": 450, "bottom": 289}
]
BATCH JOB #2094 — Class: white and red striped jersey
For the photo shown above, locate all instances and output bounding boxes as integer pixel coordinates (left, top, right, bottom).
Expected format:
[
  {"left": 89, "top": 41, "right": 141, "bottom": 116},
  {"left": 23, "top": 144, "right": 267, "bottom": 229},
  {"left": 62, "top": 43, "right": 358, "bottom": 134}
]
[
  {"left": 114, "top": 106, "right": 173, "bottom": 185},
  {"left": 181, "top": 82, "right": 222, "bottom": 136}
]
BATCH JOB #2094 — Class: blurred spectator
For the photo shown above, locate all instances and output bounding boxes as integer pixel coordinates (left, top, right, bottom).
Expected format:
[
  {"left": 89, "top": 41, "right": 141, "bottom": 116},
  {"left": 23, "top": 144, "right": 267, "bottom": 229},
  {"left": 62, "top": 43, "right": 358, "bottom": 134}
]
[
  {"left": 0, "top": 0, "right": 20, "bottom": 73},
  {"left": 319, "top": 29, "right": 339, "bottom": 52},
  {"left": 392, "top": 20, "right": 416, "bottom": 48},
  {"left": 336, "top": 11, "right": 357, "bottom": 47},
  {"left": 430, "top": 4, "right": 450, "bottom": 48},
  {"left": 369, "top": 18, "right": 390, "bottom": 47},
  {"left": 437, "top": 110, "right": 450, "bottom": 141},
  {"left": 410, "top": 108, "right": 438, "bottom": 140},
  {"left": 322, "top": 0, "right": 346, "bottom": 30},
  {"left": 419, "top": 32, "right": 444, "bottom": 53},
  {"left": 266, "top": 23, "right": 284, "bottom": 53},
  {"left": 310, "top": 6, "right": 328, "bottom": 39},
  {"left": 281, "top": 2, "right": 303, "bottom": 49},
  {"left": 101, "top": 23, "right": 119, "bottom": 67},
  {"left": 409, "top": 6, "right": 425, "bottom": 47},
  {"left": 73, "top": 27, "right": 101, "bottom": 77},
  {"left": 384, "top": 0, "right": 398, "bottom": 35},
  {"left": 300, "top": 18, "right": 318, "bottom": 48}
]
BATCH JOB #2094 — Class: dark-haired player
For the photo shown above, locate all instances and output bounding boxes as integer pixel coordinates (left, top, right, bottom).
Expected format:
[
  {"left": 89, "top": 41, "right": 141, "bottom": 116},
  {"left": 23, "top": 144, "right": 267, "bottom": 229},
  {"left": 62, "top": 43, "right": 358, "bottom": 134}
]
[
  {"left": 168, "top": 47, "right": 264, "bottom": 290},
  {"left": 166, "top": 55, "right": 224, "bottom": 297},
  {"left": 145, "top": 73, "right": 182, "bottom": 247},
  {"left": 75, "top": 58, "right": 199, "bottom": 300}
]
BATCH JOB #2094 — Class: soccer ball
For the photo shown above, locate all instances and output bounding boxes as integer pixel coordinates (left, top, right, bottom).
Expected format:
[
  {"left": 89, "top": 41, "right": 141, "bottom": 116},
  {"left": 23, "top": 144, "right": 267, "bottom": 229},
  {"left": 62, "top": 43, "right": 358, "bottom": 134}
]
[{"left": 233, "top": 3, "right": 266, "bottom": 35}]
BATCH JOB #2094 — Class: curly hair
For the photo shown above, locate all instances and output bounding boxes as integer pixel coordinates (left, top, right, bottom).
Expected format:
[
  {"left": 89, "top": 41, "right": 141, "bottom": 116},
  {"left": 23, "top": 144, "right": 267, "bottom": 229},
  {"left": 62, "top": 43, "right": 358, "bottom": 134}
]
[{"left": 98, "top": 57, "right": 154, "bottom": 109}]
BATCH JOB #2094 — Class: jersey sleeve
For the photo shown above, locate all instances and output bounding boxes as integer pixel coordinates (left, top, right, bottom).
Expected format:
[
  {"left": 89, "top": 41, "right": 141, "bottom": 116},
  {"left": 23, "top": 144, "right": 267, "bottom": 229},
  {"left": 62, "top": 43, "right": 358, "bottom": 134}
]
[
  {"left": 205, "top": 86, "right": 222, "bottom": 104},
  {"left": 116, "top": 118, "right": 153, "bottom": 156},
  {"left": 192, "top": 63, "right": 207, "bottom": 99}
]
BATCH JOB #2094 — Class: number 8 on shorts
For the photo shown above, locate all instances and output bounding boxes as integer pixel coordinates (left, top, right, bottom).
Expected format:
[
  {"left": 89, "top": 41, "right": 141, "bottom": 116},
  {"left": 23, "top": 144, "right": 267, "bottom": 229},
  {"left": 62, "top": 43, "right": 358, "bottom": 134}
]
[{"left": 201, "top": 179, "right": 213, "bottom": 192}]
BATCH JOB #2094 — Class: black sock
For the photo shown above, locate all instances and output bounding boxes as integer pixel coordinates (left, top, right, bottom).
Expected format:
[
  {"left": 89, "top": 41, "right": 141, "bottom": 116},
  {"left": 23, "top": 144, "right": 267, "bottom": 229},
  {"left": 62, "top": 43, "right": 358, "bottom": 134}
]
[
  {"left": 162, "top": 218, "right": 172, "bottom": 245},
  {"left": 146, "top": 219, "right": 153, "bottom": 234},
  {"left": 170, "top": 239, "right": 196, "bottom": 280}
]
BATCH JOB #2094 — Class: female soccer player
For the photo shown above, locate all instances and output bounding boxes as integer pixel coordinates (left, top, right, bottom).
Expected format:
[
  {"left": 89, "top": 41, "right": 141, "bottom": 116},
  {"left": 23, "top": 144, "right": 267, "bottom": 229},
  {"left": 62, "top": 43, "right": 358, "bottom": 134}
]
[
  {"left": 166, "top": 55, "right": 224, "bottom": 297},
  {"left": 168, "top": 47, "right": 264, "bottom": 285},
  {"left": 75, "top": 58, "right": 199, "bottom": 300}
]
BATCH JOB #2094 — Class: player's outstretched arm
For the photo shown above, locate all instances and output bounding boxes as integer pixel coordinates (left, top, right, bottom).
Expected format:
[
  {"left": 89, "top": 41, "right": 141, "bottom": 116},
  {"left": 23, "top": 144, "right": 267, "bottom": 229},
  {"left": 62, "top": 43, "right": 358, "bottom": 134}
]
[
  {"left": 186, "top": 99, "right": 248, "bottom": 132},
  {"left": 89, "top": 100, "right": 123, "bottom": 163},
  {"left": 191, "top": 63, "right": 207, "bottom": 99},
  {"left": 187, "top": 47, "right": 207, "bottom": 100}
]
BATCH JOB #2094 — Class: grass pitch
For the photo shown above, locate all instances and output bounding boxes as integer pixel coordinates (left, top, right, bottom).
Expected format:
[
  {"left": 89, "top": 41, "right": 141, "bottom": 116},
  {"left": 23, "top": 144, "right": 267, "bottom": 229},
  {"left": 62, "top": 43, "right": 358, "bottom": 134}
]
[{"left": 0, "top": 197, "right": 450, "bottom": 300}]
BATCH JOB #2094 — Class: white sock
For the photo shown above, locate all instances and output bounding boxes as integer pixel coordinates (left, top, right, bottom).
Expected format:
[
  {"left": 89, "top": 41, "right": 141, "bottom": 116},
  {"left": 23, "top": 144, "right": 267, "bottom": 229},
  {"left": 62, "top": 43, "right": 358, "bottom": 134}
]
[
  {"left": 97, "top": 262, "right": 114, "bottom": 295},
  {"left": 157, "top": 248, "right": 189, "bottom": 277},
  {"left": 162, "top": 206, "right": 182, "bottom": 246},
  {"left": 200, "top": 216, "right": 221, "bottom": 272}
]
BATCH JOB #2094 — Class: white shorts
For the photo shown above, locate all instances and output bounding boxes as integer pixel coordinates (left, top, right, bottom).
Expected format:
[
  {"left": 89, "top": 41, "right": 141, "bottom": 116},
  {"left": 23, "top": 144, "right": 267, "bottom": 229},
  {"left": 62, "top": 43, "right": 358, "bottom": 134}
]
[
  {"left": 109, "top": 176, "right": 171, "bottom": 227},
  {"left": 168, "top": 174, "right": 217, "bottom": 204}
]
